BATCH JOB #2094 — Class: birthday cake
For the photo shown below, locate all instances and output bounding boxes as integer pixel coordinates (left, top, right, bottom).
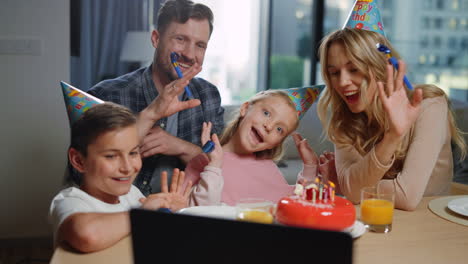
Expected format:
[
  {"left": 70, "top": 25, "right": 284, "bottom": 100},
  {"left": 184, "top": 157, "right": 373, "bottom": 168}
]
[{"left": 275, "top": 179, "right": 355, "bottom": 231}]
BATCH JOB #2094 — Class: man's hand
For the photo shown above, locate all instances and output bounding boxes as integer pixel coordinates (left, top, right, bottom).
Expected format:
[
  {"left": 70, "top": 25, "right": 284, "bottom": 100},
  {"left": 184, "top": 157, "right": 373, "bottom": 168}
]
[
  {"left": 140, "top": 127, "right": 185, "bottom": 158},
  {"left": 148, "top": 63, "right": 202, "bottom": 120},
  {"left": 137, "top": 63, "right": 202, "bottom": 139},
  {"left": 140, "top": 127, "right": 201, "bottom": 163}
]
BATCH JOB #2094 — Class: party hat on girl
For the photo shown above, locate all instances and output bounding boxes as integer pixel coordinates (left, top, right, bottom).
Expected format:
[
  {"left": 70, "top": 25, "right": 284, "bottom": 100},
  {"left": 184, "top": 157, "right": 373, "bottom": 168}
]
[
  {"left": 61, "top": 81, "right": 103, "bottom": 124},
  {"left": 343, "top": 0, "right": 385, "bottom": 36},
  {"left": 282, "top": 85, "right": 323, "bottom": 120}
]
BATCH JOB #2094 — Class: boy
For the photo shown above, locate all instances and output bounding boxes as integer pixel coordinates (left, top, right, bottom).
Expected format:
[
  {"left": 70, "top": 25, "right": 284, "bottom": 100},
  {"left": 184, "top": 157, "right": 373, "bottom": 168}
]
[{"left": 49, "top": 103, "right": 192, "bottom": 253}]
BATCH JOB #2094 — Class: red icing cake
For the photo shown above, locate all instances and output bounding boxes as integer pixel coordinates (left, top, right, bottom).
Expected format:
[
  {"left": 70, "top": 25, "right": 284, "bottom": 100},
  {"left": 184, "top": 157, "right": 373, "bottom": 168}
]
[{"left": 275, "top": 182, "right": 355, "bottom": 231}]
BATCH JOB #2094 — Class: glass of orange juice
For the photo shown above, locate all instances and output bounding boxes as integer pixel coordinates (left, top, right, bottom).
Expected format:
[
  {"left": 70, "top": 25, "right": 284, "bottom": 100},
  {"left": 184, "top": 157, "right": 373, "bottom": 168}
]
[
  {"left": 360, "top": 186, "right": 394, "bottom": 233},
  {"left": 236, "top": 198, "right": 274, "bottom": 224}
]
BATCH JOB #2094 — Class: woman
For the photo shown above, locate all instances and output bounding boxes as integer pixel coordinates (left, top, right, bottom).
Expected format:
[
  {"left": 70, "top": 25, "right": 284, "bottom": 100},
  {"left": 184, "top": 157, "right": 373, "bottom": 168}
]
[{"left": 317, "top": 28, "right": 466, "bottom": 210}]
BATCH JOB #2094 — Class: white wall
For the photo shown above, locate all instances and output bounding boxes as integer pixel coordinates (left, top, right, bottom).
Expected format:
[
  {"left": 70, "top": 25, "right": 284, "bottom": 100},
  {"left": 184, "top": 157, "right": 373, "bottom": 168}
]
[{"left": 0, "top": 0, "right": 70, "bottom": 239}]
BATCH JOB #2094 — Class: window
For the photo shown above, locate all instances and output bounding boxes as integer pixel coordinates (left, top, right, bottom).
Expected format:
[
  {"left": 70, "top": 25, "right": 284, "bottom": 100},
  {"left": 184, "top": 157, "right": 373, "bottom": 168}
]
[
  {"left": 433, "top": 36, "right": 442, "bottom": 48},
  {"left": 460, "top": 18, "right": 468, "bottom": 30},
  {"left": 428, "top": 54, "right": 439, "bottom": 66},
  {"left": 434, "top": 17, "right": 443, "bottom": 29},
  {"left": 71, "top": 0, "right": 468, "bottom": 105},
  {"left": 448, "top": 37, "right": 457, "bottom": 49},
  {"left": 447, "top": 55, "right": 456, "bottom": 66},
  {"left": 422, "top": 17, "right": 431, "bottom": 29},
  {"left": 381, "top": 0, "right": 468, "bottom": 100},
  {"left": 461, "top": 37, "right": 468, "bottom": 49},
  {"left": 269, "top": 0, "right": 315, "bottom": 89},
  {"left": 196, "top": 0, "right": 263, "bottom": 104},
  {"left": 419, "top": 54, "right": 427, "bottom": 65},
  {"left": 424, "top": 0, "right": 434, "bottom": 9},
  {"left": 420, "top": 36, "right": 429, "bottom": 48},
  {"left": 436, "top": 0, "right": 445, "bottom": 9},
  {"left": 449, "top": 18, "right": 458, "bottom": 30},
  {"left": 319, "top": 0, "right": 354, "bottom": 83}
]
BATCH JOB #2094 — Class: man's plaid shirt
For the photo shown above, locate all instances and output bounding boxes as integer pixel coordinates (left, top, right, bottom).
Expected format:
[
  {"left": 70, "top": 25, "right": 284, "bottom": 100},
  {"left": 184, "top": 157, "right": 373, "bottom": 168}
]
[{"left": 88, "top": 65, "right": 224, "bottom": 195}]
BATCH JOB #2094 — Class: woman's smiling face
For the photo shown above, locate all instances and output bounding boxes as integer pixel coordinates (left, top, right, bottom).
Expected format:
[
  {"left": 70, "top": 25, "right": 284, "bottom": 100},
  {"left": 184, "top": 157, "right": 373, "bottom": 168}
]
[{"left": 327, "top": 41, "right": 376, "bottom": 113}]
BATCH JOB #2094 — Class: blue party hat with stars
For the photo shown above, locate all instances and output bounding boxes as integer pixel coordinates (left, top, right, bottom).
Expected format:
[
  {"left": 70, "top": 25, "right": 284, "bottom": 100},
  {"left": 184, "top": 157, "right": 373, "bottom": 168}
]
[{"left": 61, "top": 81, "right": 104, "bottom": 124}]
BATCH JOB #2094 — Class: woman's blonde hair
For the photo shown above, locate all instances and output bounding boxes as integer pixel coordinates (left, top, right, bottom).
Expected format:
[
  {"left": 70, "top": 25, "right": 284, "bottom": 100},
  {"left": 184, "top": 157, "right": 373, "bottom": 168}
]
[
  {"left": 317, "top": 28, "right": 466, "bottom": 177},
  {"left": 220, "top": 90, "right": 299, "bottom": 161}
]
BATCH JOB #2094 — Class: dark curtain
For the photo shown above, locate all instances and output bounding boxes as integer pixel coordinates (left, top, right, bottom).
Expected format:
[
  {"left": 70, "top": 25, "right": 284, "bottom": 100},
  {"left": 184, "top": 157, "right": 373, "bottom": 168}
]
[{"left": 70, "top": 0, "right": 151, "bottom": 91}]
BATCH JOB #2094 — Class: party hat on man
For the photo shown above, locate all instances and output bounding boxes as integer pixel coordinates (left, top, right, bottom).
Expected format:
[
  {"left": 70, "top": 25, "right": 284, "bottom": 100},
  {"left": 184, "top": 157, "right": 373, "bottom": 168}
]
[
  {"left": 281, "top": 85, "right": 323, "bottom": 120},
  {"left": 343, "top": 0, "right": 385, "bottom": 36},
  {"left": 61, "top": 81, "right": 104, "bottom": 124}
]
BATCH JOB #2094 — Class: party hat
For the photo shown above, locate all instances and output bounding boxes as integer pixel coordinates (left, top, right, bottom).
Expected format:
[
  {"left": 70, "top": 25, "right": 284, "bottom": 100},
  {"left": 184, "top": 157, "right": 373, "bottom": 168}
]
[
  {"left": 61, "top": 81, "right": 104, "bottom": 124},
  {"left": 343, "top": 0, "right": 385, "bottom": 36},
  {"left": 282, "top": 85, "right": 323, "bottom": 120}
]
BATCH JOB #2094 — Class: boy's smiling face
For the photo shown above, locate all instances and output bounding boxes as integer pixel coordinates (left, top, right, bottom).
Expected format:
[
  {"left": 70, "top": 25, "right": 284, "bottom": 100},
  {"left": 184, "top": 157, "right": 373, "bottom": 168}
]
[{"left": 71, "top": 125, "right": 141, "bottom": 204}]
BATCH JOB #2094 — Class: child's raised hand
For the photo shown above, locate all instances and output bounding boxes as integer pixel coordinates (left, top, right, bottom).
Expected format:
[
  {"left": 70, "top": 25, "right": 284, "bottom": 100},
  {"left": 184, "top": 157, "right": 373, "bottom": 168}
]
[
  {"left": 318, "top": 151, "right": 336, "bottom": 180},
  {"left": 139, "top": 195, "right": 170, "bottom": 210},
  {"left": 139, "top": 169, "right": 193, "bottom": 211},
  {"left": 292, "top": 133, "right": 318, "bottom": 166},
  {"left": 201, "top": 121, "right": 212, "bottom": 145},
  {"left": 161, "top": 169, "right": 193, "bottom": 211},
  {"left": 202, "top": 122, "right": 223, "bottom": 168}
]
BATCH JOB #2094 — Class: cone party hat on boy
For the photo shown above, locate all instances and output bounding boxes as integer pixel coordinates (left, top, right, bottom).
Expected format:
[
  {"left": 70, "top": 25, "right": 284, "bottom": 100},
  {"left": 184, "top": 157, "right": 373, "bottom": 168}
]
[
  {"left": 343, "top": 0, "right": 385, "bottom": 36},
  {"left": 282, "top": 85, "right": 323, "bottom": 120},
  {"left": 61, "top": 81, "right": 104, "bottom": 124}
]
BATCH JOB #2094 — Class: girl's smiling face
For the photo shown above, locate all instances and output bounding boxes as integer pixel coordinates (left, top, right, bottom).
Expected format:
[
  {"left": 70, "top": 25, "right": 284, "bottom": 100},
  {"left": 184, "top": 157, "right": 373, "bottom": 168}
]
[
  {"left": 327, "top": 42, "right": 376, "bottom": 113},
  {"left": 228, "top": 95, "right": 298, "bottom": 155}
]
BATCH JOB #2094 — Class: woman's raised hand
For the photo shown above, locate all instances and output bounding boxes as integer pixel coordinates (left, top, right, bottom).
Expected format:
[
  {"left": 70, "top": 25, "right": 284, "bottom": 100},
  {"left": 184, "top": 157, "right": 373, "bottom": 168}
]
[{"left": 377, "top": 60, "right": 423, "bottom": 140}]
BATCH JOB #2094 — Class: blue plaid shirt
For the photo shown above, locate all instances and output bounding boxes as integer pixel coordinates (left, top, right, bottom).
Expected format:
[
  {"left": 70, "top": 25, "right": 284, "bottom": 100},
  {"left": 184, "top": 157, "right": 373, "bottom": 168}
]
[{"left": 88, "top": 65, "right": 224, "bottom": 195}]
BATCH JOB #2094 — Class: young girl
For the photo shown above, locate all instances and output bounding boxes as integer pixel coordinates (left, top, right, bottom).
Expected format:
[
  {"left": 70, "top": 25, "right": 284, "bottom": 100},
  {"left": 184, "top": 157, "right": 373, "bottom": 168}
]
[
  {"left": 317, "top": 28, "right": 466, "bottom": 210},
  {"left": 183, "top": 89, "right": 330, "bottom": 206}
]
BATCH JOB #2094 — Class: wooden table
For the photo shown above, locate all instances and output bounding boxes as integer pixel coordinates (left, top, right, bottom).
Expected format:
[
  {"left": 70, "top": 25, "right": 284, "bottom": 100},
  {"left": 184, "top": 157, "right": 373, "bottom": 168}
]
[
  {"left": 50, "top": 196, "right": 468, "bottom": 264},
  {"left": 354, "top": 196, "right": 467, "bottom": 264}
]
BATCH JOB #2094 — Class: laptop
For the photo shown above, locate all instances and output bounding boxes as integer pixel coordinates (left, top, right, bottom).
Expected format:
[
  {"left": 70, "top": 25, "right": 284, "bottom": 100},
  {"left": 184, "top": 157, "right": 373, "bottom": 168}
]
[{"left": 130, "top": 208, "right": 353, "bottom": 264}]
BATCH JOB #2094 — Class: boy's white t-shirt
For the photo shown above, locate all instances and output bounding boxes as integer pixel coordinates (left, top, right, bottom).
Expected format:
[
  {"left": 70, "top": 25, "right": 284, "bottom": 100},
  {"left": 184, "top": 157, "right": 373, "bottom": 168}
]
[{"left": 49, "top": 185, "right": 144, "bottom": 245}]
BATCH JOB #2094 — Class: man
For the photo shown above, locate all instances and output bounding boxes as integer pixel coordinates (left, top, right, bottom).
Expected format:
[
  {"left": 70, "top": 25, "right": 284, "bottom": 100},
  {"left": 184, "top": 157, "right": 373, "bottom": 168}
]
[{"left": 88, "top": 0, "right": 224, "bottom": 195}]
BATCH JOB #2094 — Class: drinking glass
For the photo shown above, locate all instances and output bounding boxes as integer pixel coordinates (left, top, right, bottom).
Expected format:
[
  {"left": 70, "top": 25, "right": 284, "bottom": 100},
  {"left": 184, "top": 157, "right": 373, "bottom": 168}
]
[
  {"left": 235, "top": 198, "right": 274, "bottom": 224},
  {"left": 360, "top": 186, "right": 395, "bottom": 233}
]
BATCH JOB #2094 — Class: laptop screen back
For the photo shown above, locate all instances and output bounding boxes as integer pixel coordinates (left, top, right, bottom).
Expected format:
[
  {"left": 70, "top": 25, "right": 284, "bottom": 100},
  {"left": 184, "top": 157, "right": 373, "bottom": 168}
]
[{"left": 130, "top": 209, "right": 353, "bottom": 264}]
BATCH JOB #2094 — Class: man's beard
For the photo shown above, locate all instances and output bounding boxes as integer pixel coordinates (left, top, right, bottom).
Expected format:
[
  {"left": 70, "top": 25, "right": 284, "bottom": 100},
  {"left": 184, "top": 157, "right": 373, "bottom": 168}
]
[{"left": 155, "top": 56, "right": 178, "bottom": 82}]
